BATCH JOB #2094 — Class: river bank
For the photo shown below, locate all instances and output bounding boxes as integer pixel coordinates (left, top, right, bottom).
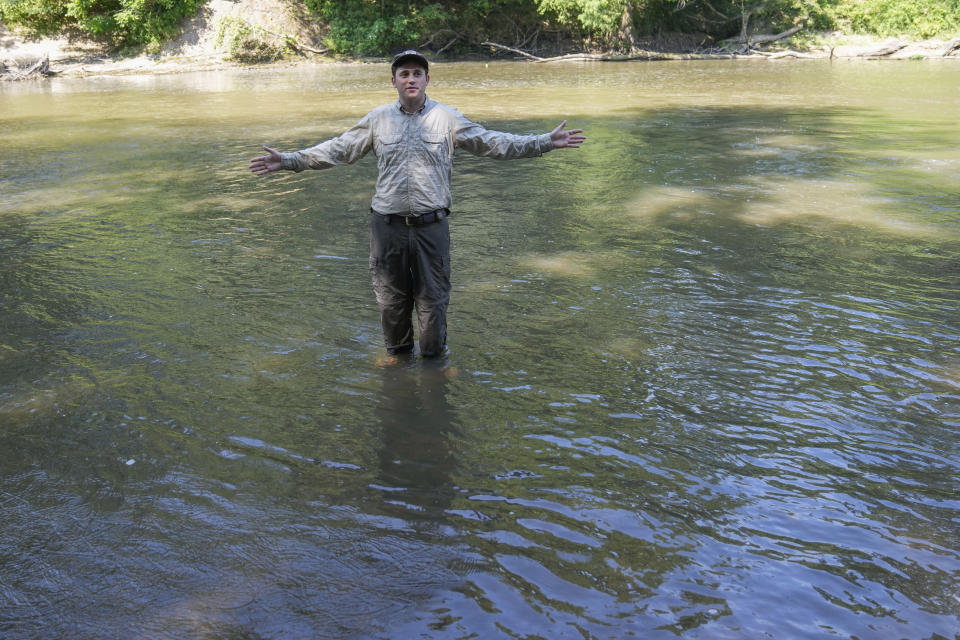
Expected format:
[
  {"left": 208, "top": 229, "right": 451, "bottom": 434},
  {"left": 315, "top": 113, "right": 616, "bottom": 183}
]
[{"left": 2, "top": 10, "right": 959, "bottom": 81}]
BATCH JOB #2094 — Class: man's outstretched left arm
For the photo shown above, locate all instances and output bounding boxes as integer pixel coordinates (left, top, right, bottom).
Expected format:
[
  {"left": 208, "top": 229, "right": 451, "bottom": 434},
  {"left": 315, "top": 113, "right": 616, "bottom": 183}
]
[{"left": 452, "top": 107, "right": 585, "bottom": 158}]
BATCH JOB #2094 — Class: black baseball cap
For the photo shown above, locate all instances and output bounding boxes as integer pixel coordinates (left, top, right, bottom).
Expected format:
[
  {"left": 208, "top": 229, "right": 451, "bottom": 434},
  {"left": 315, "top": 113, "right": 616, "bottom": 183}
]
[{"left": 391, "top": 49, "right": 429, "bottom": 74}]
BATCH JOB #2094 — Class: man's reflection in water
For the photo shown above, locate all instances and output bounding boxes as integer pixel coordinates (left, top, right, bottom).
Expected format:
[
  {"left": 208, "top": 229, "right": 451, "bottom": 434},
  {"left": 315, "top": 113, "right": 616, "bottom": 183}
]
[{"left": 375, "top": 357, "right": 459, "bottom": 516}]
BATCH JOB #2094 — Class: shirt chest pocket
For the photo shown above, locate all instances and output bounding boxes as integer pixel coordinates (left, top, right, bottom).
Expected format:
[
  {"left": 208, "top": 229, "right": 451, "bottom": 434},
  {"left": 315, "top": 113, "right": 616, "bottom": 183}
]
[
  {"left": 419, "top": 132, "right": 448, "bottom": 162},
  {"left": 374, "top": 134, "right": 403, "bottom": 161}
]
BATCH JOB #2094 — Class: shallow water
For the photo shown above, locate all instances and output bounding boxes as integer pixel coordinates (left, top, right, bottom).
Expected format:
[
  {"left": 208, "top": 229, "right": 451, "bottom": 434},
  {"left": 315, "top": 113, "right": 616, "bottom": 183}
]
[{"left": 1, "top": 60, "right": 959, "bottom": 639}]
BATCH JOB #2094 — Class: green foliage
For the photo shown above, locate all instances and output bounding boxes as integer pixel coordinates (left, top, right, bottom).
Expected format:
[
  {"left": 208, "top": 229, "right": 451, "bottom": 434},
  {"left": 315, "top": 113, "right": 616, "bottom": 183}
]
[
  {"left": 112, "top": 0, "right": 205, "bottom": 46},
  {"left": 0, "top": 0, "right": 68, "bottom": 35},
  {"left": 0, "top": 0, "right": 203, "bottom": 46},
  {"left": 665, "top": 0, "right": 835, "bottom": 40},
  {"left": 304, "top": 0, "right": 551, "bottom": 56},
  {"left": 800, "top": 0, "right": 843, "bottom": 31},
  {"left": 306, "top": 0, "right": 451, "bottom": 56},
  {"left": 2, "top": 0, "right": 957, "bottom": 55},
  {"left": 676, "top": 0, "right": 960, "bottom": 39},
  {"left": 536, "top": 0, "right": 623, "bottom": 32},
  {"left": 833, "top": 0, "right": 960, "bottom": 38}
]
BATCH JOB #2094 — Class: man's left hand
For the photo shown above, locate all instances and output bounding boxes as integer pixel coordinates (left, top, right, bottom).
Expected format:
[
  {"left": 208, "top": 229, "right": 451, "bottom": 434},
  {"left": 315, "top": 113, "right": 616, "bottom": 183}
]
[{"left": 550, "top": 120, "right": 586, "bottom": 149}]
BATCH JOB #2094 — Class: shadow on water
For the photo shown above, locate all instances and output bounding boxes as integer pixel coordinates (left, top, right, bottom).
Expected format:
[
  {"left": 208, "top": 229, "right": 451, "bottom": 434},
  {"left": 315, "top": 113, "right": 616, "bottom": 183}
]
[{"left": 2, "top": 80, "right": 959, "bottom": 639}]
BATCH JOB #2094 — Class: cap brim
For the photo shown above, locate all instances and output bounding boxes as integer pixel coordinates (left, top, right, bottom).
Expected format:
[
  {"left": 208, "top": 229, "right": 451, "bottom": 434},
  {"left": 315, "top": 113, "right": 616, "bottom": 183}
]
[{"left": 391, "top": 54, "right": 428, "bottom": 71}]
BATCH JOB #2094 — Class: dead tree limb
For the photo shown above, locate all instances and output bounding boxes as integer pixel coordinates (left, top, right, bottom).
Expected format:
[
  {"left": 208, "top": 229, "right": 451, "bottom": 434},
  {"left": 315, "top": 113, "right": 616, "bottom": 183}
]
[
  {"left": 516, "top": 26, "right": 541, "bottom": 51},
  {"left": 436, "top": 36, "right": 459, "bottom": 55},
  {"left": 421, "top": 29, "right": 460, "bottom": 52},
  {"left": 481, "top": 41, "right": 545, "bottom": 61},
  {"left": 700, "top": 0, "right": 735, "bottom": 20},
  {"left": 748, "top": 24, "right": 803, "bottom": 45},
  {"left": 259, "top": 27, "right": 328, "bottom": 55}
]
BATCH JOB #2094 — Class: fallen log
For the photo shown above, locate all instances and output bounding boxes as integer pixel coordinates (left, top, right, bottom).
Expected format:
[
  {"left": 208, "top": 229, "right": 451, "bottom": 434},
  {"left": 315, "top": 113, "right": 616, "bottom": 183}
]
[{"left": 863, "top": 40, "right": 908, "bottom": 57}]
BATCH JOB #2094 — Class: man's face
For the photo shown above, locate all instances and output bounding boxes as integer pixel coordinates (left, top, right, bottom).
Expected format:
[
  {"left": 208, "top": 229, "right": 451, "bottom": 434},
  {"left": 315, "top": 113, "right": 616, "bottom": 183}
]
[{"left": 391, "top": 63, "right": 429, "bottom": 104}]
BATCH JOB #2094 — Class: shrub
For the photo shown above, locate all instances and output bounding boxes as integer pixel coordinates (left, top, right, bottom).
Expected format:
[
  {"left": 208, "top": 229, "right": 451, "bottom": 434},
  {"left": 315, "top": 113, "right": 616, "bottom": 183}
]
[{"left": 214, "top": 15, "right": 288, "bottom": 63}]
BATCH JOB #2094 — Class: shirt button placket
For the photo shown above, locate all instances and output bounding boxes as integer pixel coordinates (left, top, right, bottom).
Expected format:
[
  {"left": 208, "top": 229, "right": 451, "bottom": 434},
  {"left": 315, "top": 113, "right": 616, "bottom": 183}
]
[{"left": 404, "top": 115, "right": 414, "bottom": 214}]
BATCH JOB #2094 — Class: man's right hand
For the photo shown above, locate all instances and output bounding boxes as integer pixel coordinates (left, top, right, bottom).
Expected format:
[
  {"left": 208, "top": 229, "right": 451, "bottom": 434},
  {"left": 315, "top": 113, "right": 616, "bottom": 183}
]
[{"left": 249, "top": 146, "right": 283, "bottom": 176}]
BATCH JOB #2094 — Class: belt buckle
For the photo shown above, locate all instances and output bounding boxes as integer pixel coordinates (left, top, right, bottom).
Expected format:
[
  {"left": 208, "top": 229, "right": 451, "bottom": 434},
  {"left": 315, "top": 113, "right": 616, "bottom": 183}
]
[{"left": 404, "top": 214, "right": 417, "bottom": 227}]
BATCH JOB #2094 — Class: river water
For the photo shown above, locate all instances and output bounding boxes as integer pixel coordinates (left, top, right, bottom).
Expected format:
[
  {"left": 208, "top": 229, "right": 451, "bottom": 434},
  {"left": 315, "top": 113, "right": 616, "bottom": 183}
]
[{"left": 1, "top": 59, "right": 958, "bottom": 639}]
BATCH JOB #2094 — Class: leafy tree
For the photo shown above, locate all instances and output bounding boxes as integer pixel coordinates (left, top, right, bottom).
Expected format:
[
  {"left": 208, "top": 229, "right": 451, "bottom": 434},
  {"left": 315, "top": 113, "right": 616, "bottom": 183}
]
[
  {"left": 0, "top": 0, "right": 204, "bottom": 46},
  {"left": 534, "top": 0, "right": 640, "bottom": 49},
  {"left": 305, "top": 0, "right": 450, "bottom": 56},
  {"left": 0, "top": 0, "right": 68, "bottom": 34}
]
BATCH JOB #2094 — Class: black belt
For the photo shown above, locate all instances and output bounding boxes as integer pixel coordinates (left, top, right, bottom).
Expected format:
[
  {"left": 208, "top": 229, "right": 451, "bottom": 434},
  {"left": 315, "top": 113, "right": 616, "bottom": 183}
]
[{"left": 381, "top": 208, "right": 450, "bottom": 226}]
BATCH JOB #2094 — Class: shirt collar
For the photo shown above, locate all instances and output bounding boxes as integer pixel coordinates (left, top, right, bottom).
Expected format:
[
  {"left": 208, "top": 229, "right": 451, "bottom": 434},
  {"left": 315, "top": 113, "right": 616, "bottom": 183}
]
[{"left": 397, "top": 95, "right": 430, "bottom": 115}]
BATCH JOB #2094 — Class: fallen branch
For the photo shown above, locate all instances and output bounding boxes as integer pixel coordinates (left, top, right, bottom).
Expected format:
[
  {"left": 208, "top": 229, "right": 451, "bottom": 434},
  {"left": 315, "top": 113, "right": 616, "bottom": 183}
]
[
  {"left": 748, "top": 24, "right": 803, "bottom": 45},
  {"left": 436, "top": 34, "right": 460, "bottom": 55},
  {"left": 421, "top": 29, "right": 460, "bottom": 52},
  {"left": 722, "top": 24, "right": 803, "bottom": 49},
  {"left": 481, "top": 41, "right": 544, "bottom": 61},
  {"left": 259, "top": 27, "right": 328, "bottom": 55},
  {"left": 700, "top": 0, "right": 736, "bottom": 21}
]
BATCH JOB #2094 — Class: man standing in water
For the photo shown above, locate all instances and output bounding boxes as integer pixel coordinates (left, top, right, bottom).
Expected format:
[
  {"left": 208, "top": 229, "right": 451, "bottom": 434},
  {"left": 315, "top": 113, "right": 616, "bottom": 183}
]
[{"left": 250, "top": 50, "right": 585, "bottom": 358}]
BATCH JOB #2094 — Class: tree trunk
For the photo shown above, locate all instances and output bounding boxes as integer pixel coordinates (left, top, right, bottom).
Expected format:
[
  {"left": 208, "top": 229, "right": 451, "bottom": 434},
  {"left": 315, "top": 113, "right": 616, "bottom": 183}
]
[
  {"left": 738, "top": 1, "right": 770, "bottom": 43},
  {"left": 739, "top": 0, "right": 749, "bottom": 42},
  {"left": 618, "top": 1, "right": 638, "bottom": 52}
]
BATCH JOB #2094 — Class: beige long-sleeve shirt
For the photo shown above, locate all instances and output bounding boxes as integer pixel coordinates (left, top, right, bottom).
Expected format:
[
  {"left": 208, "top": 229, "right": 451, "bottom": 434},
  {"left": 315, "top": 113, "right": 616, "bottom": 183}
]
[{"left": 280, "top": 96, "right": 554, "bottom": 215}]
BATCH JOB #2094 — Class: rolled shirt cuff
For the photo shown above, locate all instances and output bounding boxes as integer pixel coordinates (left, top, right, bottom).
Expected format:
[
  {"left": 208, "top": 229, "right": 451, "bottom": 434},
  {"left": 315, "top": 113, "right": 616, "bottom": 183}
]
[
  {"left": 280, "top": 151, "right": 304, "bottom": 172},
  {"left": 538, "top": 133, "right": 554, "bottom": 154}
]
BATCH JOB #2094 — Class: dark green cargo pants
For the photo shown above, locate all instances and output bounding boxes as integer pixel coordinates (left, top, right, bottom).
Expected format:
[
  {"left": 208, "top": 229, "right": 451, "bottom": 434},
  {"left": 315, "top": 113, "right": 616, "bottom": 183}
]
[{"left": 369, "top": 211, "right": 451, "bottom": 357}]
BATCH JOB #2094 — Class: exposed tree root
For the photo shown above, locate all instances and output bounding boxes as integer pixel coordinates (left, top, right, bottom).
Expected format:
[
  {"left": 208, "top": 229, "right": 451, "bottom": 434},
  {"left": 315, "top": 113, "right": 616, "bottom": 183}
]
[{"left": 1, "top": 54, "right": 51, "bottom": 80}]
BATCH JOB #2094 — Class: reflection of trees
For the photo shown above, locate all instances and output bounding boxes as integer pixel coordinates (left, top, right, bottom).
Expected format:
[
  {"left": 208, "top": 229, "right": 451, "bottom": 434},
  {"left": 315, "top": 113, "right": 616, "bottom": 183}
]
[
  {"left": 0, "top": 213, "right": 95, "bottom": 388},
  {"left": 451, "top": 107, "right": 959, "bottom": 416}
]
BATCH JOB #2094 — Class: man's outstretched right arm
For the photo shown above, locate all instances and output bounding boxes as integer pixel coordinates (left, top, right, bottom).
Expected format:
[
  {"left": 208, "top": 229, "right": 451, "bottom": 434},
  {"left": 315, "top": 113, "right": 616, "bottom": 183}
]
[{"left": 249, "top": 114, "right": 375, "bottom": 177}]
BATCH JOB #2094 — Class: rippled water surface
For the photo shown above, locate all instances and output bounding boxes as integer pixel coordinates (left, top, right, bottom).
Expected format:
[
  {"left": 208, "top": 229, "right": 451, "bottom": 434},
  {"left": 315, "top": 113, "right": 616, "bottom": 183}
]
[{"left": 2, "top": 60, "right": 959, "bottom": 639}]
